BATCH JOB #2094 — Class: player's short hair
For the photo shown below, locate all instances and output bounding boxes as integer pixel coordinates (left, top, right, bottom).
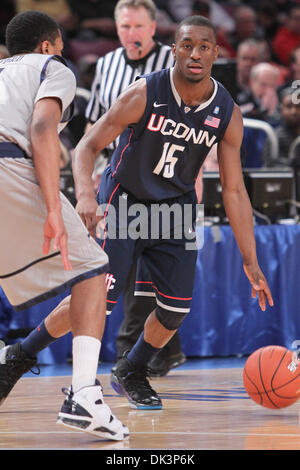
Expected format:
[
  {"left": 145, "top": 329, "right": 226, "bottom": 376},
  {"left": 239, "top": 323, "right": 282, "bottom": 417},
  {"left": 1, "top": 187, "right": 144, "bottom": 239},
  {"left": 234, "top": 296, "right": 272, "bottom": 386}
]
[
  {"left": 5, "top": 10, "right": 60, "bottom": 56},
  {"left": 114, "top": 0, "right": 156, "bottom": 22},
  {"left": 175, "top": 15, "right": 217, "bottom": 43}
]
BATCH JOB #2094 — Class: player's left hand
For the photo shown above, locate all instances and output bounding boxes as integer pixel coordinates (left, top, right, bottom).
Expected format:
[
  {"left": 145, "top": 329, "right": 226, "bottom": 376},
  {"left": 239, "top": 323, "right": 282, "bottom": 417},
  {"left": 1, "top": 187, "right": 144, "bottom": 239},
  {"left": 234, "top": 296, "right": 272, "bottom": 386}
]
[{"left": 243, "top": 263, "right": 274, "bottom": 311}]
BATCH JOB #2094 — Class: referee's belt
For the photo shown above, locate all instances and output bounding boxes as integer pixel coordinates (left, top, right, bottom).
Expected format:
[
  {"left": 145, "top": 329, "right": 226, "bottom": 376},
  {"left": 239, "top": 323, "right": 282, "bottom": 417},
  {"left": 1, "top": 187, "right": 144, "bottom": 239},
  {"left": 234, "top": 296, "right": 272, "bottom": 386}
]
[{"left": 0, "top": 142, "right": 28, "bottom": 159}]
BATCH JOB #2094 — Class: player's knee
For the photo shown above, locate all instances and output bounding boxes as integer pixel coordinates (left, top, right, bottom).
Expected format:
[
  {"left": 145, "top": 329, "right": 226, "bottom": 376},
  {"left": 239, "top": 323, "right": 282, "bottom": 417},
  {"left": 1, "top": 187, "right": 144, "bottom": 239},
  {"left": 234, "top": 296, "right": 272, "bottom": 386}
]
[{"left": 156, "top": 306, "right": 189, "bottom": 330}]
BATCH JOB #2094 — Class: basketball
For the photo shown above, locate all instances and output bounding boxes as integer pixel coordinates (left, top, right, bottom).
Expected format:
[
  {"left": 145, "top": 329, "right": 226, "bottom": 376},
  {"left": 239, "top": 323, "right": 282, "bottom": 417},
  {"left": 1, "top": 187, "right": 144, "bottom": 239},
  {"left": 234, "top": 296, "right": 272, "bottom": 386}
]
[{"left": 243, "top": 345, "right": 300, "bottom": 409}]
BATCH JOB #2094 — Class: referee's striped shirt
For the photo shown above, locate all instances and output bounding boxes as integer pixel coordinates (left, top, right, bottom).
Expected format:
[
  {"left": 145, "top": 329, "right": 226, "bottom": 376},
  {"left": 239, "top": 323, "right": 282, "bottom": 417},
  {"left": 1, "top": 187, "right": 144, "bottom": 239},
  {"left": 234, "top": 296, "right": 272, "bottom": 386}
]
[{"left": 85, "top": 42, "right": 174, "bottom": 151}]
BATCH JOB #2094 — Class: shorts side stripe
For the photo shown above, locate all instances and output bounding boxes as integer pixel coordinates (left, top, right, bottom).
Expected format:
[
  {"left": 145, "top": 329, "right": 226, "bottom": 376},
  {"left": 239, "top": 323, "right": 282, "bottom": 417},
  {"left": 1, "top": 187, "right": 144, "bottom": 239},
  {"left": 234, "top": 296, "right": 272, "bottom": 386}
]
[
  {"left": 12, "top": 263, "right": 109, "bottom": 311},
  {"left": 156, "top": 298, "right": 190, "bottom": 313},
  {"left": 136, "top": 281, "right": 192, "bottom": 301},
  {"left": 0, "top": 251, "right": 60, "bottom": 279},
  {"left": 134, "top": 291, "right": 156, "bottom": 297}
]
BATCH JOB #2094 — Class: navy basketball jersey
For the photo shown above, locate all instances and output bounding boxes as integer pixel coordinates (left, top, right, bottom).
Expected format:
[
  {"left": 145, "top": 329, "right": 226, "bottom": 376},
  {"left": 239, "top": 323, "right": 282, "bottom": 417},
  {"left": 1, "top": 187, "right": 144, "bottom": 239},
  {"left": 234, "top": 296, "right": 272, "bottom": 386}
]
[{"left": 110, "top": 68, "right": 234, "bottom": 201}]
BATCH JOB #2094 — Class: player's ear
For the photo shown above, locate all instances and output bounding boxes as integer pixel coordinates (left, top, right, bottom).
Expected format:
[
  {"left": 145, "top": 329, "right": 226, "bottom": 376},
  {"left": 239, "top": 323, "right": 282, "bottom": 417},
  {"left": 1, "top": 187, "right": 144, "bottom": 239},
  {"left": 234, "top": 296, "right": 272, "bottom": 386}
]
[
  {"left": 40, "top": 40, "right": 51, "bottom": 55},
  {"left": 171, "top": 43, "right": 176, "bottom": 60},
  {"left": 214, "top": 44, "right": 219, "bottom": 61},
  {"left": 151, "top": 20, "right": 156, "bottom": 38},
  {"left": 33, "top": 40, "right": 50, "bottom": 55}
]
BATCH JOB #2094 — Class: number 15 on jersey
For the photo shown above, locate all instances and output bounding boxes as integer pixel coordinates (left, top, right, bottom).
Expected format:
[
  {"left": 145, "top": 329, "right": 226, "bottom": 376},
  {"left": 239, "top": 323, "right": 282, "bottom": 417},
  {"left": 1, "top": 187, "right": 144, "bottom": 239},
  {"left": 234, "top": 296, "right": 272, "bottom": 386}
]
[{"left": 153, "top": 142, "right": 184, "bottom": 178}]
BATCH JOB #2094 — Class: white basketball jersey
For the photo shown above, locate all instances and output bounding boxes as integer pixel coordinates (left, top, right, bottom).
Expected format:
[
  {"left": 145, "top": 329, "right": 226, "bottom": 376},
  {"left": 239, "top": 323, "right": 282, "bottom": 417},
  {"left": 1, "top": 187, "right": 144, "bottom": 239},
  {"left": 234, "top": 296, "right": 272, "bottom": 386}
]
[{"left": 0, "top": 53, "right": 76, "bottom": 157}]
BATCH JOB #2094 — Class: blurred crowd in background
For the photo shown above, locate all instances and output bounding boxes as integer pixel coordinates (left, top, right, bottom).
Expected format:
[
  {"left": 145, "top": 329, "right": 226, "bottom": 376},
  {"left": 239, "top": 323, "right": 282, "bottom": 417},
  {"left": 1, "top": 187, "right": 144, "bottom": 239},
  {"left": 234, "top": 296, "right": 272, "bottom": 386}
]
[{"left": 1, "top": 0, "right": 300, "bottom": 171}]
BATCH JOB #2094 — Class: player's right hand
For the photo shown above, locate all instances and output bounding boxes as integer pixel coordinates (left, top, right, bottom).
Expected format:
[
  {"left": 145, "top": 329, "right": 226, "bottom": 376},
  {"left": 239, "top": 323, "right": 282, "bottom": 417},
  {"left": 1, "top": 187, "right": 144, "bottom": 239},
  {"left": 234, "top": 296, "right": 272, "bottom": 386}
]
[{"left": 76, "top": 195, "right": 100, "bottom": 237}]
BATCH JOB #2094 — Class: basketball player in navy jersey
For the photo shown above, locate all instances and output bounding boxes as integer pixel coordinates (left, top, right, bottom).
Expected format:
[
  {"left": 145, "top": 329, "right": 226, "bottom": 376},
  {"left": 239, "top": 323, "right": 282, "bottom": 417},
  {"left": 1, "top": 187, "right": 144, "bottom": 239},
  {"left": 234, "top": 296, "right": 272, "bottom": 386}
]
[
  {"left": 1, "top": 15, "right": 273, "bottom": 412},
  {"left": 70, "top": 14, "right": 274, "bottom": 410}
]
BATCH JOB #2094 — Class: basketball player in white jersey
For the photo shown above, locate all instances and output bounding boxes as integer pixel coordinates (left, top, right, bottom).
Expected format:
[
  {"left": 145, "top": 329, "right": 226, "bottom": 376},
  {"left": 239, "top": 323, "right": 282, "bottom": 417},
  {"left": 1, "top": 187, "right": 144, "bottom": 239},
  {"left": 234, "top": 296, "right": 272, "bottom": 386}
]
[{"left": 0, "top": 10, "right": 129, "bottom": 441}]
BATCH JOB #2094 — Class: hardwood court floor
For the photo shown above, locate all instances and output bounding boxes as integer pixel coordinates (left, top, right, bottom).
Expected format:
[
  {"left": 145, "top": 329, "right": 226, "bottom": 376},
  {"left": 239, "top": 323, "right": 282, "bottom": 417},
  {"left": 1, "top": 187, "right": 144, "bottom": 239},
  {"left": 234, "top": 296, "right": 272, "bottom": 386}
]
[{"left": 1, "top": 366, "right": 300, "bottom": 450}]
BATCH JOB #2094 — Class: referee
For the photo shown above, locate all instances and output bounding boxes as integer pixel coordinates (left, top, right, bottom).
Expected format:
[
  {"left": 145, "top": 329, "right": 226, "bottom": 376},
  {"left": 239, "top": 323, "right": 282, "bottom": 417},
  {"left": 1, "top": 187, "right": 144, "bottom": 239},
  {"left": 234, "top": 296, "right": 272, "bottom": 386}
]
[
  {"left": 85, "top": 0, "right": 186, "bottom": 376},
  {"left": 86, "top": 0, "right": 174, "bottom": 152}
]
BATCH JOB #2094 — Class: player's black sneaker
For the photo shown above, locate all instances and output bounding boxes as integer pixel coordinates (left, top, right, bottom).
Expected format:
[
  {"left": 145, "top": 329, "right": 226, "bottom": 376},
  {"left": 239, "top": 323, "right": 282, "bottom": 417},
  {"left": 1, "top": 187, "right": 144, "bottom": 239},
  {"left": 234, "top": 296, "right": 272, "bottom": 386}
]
[
  {"left": 110, "top": 353, "right": 162, "bottom": 410},
  {"left": 0, "top": 342, "right": 38, "bottom": 405}
]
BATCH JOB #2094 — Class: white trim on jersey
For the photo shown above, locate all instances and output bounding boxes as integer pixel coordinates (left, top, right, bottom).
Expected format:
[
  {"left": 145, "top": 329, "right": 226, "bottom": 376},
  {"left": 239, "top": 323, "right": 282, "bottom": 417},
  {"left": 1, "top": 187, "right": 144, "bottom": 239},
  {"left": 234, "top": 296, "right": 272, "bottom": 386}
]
[{"left": 170, "top": 67, "right": 219, "bottom": 112}]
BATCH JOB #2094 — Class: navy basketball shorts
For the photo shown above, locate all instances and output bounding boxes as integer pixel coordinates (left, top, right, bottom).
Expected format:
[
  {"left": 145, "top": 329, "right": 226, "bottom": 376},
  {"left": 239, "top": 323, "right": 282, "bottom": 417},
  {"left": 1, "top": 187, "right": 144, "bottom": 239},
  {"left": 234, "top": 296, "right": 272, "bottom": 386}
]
[{"left": 96, "top": 166, "right": 198, "bottom": 321}]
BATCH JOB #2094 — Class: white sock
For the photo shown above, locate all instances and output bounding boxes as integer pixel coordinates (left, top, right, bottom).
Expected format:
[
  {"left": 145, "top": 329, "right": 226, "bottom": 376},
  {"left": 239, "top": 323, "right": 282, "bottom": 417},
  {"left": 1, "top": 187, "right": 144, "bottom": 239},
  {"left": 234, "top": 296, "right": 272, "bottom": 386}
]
[{"left": 72, "top": 335, "right": 101, "bottom": 393}]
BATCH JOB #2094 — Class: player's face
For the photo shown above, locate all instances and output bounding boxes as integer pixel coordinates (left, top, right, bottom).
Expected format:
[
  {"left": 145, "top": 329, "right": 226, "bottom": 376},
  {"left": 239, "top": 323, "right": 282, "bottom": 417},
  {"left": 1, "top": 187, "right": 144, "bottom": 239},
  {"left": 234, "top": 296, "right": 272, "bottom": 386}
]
[
  {"left": 116, "top": 6, "right": 156, "bottom": 60},
  {"left": 172, "top": 25, "right": 219, "bottom": 83}
]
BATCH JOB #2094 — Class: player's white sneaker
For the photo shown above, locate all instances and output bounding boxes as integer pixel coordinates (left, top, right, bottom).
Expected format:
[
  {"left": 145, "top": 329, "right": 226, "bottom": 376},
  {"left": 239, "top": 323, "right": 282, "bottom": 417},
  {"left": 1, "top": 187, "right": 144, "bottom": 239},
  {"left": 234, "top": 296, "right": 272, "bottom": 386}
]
[{"left": 57, "top": 379, "right": 129, "bottom": 441}]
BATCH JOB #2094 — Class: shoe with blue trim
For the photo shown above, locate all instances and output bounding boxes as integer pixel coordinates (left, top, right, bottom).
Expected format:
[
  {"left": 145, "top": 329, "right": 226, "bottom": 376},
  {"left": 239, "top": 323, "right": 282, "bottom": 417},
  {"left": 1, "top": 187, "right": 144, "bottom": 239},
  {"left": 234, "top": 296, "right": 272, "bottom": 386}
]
[{"left": 110, "top": 353, "right": 162, "bottom": 410}]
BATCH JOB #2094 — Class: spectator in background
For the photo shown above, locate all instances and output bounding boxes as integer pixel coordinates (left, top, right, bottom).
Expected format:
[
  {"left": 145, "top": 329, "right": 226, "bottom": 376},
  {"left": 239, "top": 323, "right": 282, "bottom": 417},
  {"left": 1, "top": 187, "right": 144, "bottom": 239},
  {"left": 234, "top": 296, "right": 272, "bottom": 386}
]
[
  {"left": 272, "top": 3, "right": 300, "bottom": 66},
  {"left": 273, "top": 0, "right": 298, "bottom": 25},
  {"left": 153, "top": 0, "right": 236, "bottom": 57},
  {"left": 262, "top": 87, "right": 300, "bottom": 167},
  {"left": 278, "top": 46, "right": 300, "bottom": 93},
  {"left": 66, "top": 0, "right": 118, "bottom": 40},
  {"left": 158, "top": 0, "right": 235, "bottom": 35},
  {"left": 238, "top": 62, "right": 281, "bottom": 168},
  {"left": 236, "top": 39, "right": 261, "bottom": 95},
  {"left": 237, "top": 62, "right": 280, "bottom": 124},
  {"left": 255, "top": 1, "right": 280, "bottom": 41},
  {"left": 257, "top": 39, "right": 290, "bottom": 86},
  {"left": 228, "top": 5, "right": 264, "bottom": 51}
]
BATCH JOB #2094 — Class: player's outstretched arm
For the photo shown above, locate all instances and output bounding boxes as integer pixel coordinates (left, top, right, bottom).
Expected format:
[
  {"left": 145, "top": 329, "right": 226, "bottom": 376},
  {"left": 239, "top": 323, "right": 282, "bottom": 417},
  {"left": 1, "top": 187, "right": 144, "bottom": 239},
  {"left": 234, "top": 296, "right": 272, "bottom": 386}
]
[
  {"left": 30, "top": 97, "right": 71, "bottom": 271},
  {"left": 217, "top": 104, "right": 274, "bottom": 311}
]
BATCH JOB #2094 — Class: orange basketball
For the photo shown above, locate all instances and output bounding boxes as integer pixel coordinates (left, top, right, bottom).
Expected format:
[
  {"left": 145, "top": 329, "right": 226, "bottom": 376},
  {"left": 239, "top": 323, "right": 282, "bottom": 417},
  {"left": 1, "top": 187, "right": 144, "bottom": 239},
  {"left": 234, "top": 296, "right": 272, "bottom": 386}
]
[{"left": 243, "top": 345, "right": 300, "bottom": 409}]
